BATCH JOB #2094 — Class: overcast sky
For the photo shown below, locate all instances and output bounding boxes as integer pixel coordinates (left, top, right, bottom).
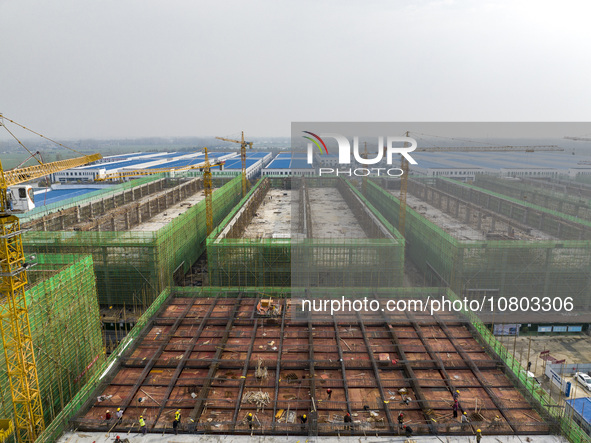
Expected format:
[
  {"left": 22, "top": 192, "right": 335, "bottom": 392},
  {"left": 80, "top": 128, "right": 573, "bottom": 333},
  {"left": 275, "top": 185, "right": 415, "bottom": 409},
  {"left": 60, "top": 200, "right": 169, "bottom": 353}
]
[{"left": 1, "top": 0, "right": 590, "bottom": 139}]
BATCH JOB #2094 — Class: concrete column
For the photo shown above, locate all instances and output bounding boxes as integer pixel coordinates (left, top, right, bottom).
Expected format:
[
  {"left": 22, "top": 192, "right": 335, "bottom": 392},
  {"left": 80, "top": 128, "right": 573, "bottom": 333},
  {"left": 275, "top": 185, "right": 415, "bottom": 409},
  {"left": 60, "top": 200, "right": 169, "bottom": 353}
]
[
  {"left": 136, "top": 206, "right": 142, "bottom": 224},
  {"left": 465, "top": 206, "right": 471, "bottom": 224},
  {"left": 111, "top": 217, "right": 116, "bottom": 231},
  {"left": 125, "top": 212, "right": 130, "bottom": 230},
  {"left": 477, "top": 212, "right": 482, "bottom": 230},
  {"left": 42, "top": 220, "right": 47, "bottom": 232},
  {"left": 455, "top": 199, "right": 460, "bottom": 218},
  {"left": 491, "top": 217, "right": 496, "bottom": 231},
  {"left": 89, "top": 203, "right": 94, "bottom": 217},
  {"left": 76, "top": 206, "right": 81, "bottom": 223},
  {"left": 557, "top": 222, "right": 562, "bottom": 238},
  {"left": 113, "top": 195, "right": 117, "bottom": 209},
  {"left": 101, "top": 199, "right": 105, "bottom": 214},
  {"left": 446, "top": 196, "right": 450, "bottom": 213},
  {"left": 147, "top": 202, "right": 152, "bottom": 218},
  {"left": 60, "top": 217, "right": 65, "bottom": 230},
  {"left": 156, "top": 198, "right": 160, "bottom": 213}
]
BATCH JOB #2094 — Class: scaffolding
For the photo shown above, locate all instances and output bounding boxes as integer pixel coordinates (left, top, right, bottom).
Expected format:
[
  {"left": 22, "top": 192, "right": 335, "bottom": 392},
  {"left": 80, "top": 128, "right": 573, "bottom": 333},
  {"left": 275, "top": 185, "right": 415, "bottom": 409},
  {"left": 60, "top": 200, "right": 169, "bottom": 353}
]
[
  {"left": 362, "top": 179, "right": 591, "bottom": 318},
  {"left": 207, "top": 177, "right": 404, "bottom": 287},
  {"left": 474, "top": 175, "right": 591, "bottom": 221},
  {"left": 0, "top": 254, "right": 104, "bottom": 441},
  {"left": 22, "top": 175, "right": 243, "bottom": 307}
]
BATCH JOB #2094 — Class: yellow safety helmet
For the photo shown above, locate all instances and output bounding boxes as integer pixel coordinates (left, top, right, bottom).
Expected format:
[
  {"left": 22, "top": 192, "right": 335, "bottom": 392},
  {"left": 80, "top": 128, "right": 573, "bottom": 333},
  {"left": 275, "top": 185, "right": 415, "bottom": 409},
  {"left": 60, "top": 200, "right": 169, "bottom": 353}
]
[
  {"left": 248, "top": 413, "right": 252, "bottom": 417},
  {"left": 477, "top": 429, "right": 481, "bottom": 433},
  {"left": 303, "top": 414, "right": 307, "bottom": 418},
  {"left": 456, "top": 390, "right": 460, "bottom": 393},
  {"left": 117, "top": 408, "right": 121, "bottom": 411},
  {"left": 463, "top": 412, "right": 467, "bottom": 415},
  {"left": 140, "top": 416, "right": 143, "bottom": 419}
]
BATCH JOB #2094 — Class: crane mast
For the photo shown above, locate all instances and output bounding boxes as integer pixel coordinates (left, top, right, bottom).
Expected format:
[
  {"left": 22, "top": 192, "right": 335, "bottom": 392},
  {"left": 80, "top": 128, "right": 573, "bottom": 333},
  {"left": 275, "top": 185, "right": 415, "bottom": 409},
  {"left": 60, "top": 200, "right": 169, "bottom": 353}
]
[{"left": 215, "top": 131, "right": 253, "bottom": 196}]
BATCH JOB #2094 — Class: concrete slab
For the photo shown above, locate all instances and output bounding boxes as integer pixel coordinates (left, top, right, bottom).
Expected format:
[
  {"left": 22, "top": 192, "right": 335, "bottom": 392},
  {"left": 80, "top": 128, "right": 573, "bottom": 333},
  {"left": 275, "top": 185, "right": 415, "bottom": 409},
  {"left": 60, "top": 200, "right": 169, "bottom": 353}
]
[
  {"left": 242, "top": 189, "right": 292, "bottom": 238},
  {"left": 130, "top": 193, "right": 206, "bottom": 232},
  {"left": 309, "top": 188, "right": 366, "bottom": 238}
]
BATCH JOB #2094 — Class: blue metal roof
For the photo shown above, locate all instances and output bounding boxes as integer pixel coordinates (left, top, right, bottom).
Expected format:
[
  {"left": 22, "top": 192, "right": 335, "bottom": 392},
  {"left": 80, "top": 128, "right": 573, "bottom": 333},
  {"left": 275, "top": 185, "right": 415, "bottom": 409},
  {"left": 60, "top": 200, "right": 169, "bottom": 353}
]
[
  {"left": 290, "top": 159, "right": 313, "bottom": 169},
  {"left": 246, "top": 152, "right": 271, "bottom": 158},
  {"left": 266, "top": 159, "right": 291, "bottom": 169},
  {"left": 567, "top": 398, "right": 591, "bottom": 424},
  {"left": 33, "top": 188, "right": 99, "bottom": 207},
  {"left": 410, "top": 152, "right": 591, "bottom": 171},
  {"left": 223, "top": 159, "right": 260, "bottom": 169},
  {"left": 96, "top": 158, "right": 163, "bottom": 171},
  {"left": 106, "top": 152, "right": 155, "bottom": 159},
  {"left": 145, "top": 156, "right": 207, "bottom": 169}
]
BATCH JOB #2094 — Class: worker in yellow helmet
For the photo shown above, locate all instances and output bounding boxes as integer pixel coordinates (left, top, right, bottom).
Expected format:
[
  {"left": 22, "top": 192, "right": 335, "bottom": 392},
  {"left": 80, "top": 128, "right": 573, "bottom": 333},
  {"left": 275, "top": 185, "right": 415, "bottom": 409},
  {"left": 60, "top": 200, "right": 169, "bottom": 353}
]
[
  {"left": 173, "top": 409, "right": 181, "bottom": 435},
  {"left": 476, "top": 429, "right": 482, "bottom": 443},
  {"left": 139, "top": 415, "right": 147, "bottom": 435},
  {"left": 116, "top": 407, "right": 123, "bottom": 424},
  {"left": 246, "top": 412, "right": 253, "bottom": 429}
]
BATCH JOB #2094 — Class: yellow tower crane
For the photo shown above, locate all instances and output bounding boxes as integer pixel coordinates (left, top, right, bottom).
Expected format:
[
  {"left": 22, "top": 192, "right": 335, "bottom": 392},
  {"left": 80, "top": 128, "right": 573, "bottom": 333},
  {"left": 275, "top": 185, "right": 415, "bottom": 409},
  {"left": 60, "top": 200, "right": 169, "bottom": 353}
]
[
  {"left": 394, "top": 132, "right": 564, "bottom": 237},
  {"left": 215, "top": 131, "right": 253, "bottom": 196},
  {"left": 0, "top": 114, "right": 102, "bottom": 442}
]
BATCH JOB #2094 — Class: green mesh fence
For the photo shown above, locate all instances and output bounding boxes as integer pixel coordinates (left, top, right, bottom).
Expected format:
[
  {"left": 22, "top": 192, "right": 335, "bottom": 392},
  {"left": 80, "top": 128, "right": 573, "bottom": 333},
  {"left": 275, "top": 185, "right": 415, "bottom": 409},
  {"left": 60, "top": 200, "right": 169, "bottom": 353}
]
[
  {"left": 207, "top": 177, "right": 404, "bottom": 287},
  {"left": 0, "top": 254, "right": 104, "bottom": 443},
  {"left": 33, "top": 287, "right": 174, "bottom": 443},
  {"left": 362, "top": 180, "right": 591, "bottom": 310},
  {"left": 475, "top": 175, "right": 591, "bottom": 220},
  {"left": 22, "top": 176, "right": 243, "bottom": 307}
]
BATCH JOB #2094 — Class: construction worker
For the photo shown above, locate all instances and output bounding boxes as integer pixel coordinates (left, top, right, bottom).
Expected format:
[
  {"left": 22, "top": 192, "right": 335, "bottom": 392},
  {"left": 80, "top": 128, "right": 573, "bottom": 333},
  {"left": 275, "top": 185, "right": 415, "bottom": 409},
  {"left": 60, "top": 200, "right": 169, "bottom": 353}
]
[
  {"left": 246, "top": 412, "right": 253, "bottom": 430},
  {"left": 398, "top": 412, "right": 404, "bottom": 429},
  {"left": 404, "top": 424, "right": 413, "bottom": 438},
  {"left": 453, "top": 389, "right": 460, "bottom": 401},
  {"left": 403, "top": 395, "right": 411, "bottom": 406},
  {"left": 300, "top": 414, "right": 308, "bottom": 425},
  {"left": 344, "top": 412, "right": 352, "bottom": 430},
  {"left": 476, "top": 429, "right": 482, "bottom": 443},
  {"left": 326, "top": 388, "right": 332, "bottom": 400},
  {"left": 452, "top": 399, "right": 459, "bottom": 418},
  {"left": 173, "top": 409, "right": 181, "bottom": 435},
  {"left": 116, "top": 408, "right": 123, "bottom": 423},
  {"left": 138, "top": 415, "right": 147, "bottom": 435},
  {"left": 461, "top": 411, "right": 469, "bottom": 425},
  {"left": 105, "top": 410, "right": 112, "bottom": 421}
]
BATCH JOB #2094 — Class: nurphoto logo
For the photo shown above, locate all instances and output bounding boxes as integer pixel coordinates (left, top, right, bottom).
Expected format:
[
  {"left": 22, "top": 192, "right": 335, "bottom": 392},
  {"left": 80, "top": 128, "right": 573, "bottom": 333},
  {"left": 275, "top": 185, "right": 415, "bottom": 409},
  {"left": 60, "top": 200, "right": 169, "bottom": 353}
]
[{"left": 302, "top": 131, "right": 418, "bottom": 176}]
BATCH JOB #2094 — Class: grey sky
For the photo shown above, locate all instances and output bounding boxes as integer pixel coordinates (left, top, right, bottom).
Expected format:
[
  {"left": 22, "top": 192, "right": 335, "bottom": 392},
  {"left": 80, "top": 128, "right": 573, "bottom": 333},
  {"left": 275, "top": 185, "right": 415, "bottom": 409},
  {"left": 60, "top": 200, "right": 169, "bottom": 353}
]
[{"left": 1, "top": 0, "right": 590, "bottom": 139}]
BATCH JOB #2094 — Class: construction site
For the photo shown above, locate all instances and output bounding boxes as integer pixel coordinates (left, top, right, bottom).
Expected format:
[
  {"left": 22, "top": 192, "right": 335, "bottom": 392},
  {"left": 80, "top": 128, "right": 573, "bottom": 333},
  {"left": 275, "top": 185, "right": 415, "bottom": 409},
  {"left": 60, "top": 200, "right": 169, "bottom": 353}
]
[
  {"left": 362, "top": 177, "right": 591, "bottom": 323},
  {"left": 53, "top": 288, "right": 557, "bottom": 438},
  {"left": 1, "top": 137, "right": 590, "bottom": 443},
  {"left": 20, "top": 174, "right": 243, "bottom": 307},
  {"left": 207, "top": 177, "right": 404, "bottom": 288}
]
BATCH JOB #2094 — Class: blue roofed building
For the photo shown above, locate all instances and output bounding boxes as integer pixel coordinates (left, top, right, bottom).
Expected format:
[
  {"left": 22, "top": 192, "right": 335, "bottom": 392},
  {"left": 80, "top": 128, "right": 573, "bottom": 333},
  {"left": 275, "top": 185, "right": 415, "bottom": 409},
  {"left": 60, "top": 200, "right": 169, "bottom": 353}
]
[{"left": 565, "top": 397, "right": 591, "bottom": 436}]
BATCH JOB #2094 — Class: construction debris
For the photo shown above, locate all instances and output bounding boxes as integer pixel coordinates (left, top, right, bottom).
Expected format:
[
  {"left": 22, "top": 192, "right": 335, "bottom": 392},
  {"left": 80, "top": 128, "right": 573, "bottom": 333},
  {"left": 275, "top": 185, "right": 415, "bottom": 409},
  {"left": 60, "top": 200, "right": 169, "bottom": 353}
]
[
  {"left": 242, "top": 390, "right": 271, "bottom": 409},
  {"left": 255, "top": 358, "right": 268, "bottom": 380}
]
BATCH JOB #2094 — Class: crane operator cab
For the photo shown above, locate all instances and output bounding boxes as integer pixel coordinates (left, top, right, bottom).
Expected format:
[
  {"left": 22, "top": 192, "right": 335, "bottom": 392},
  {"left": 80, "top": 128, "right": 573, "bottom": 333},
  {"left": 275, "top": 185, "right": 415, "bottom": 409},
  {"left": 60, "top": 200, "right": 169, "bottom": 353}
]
[{"left": 7, "top": 185, "right": 35, "bottom": 212}]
